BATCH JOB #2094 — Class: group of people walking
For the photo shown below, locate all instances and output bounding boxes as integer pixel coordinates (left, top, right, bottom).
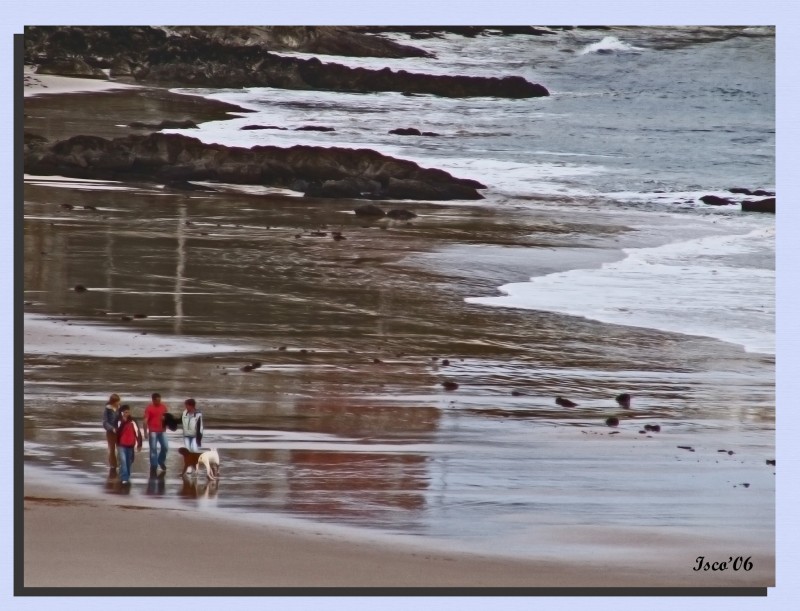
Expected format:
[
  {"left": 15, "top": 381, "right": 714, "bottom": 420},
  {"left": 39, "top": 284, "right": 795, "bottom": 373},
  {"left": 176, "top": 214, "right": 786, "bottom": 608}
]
[{"left": 102, "top": 392, "right": 204, "bottom": 484}]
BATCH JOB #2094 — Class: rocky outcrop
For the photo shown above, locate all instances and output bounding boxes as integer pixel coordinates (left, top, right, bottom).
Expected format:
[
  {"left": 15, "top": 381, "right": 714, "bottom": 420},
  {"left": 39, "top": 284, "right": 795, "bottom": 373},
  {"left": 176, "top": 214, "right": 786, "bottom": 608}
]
[
  {"left": 24, "top": 132, "right": 486, "bottom": 201},
  {"left": 741, "top": 198, "right": 775, "bottom": 213},
  {"left": 36, "top": 57, "right": 107, "bottom": 79},
  {"left": 139, "top": 49, "right": 549, "bottom": 98},
  {"left": 24, "top": 26, "right": 549, "bottom": 99},
  {"left": 24, "top": 26, "right": 432, "bottom": 62}
]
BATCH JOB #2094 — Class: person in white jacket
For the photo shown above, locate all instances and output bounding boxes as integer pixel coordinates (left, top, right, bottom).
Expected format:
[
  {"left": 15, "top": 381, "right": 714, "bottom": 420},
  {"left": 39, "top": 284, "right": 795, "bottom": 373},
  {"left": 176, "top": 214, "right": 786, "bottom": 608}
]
[{"left": 181, "top": 398, "right": 204, "bottom": 452}]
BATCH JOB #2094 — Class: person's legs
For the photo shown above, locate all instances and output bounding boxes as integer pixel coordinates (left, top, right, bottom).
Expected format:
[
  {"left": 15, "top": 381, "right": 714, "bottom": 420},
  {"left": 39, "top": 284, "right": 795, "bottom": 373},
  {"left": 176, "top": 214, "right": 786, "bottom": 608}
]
[
  {"left": 106, "top": 431, "right": 118, "bottom": 470},
  {"left": 118, "top": 446, "right": 132, "bottom": 482},
  {"left": 184, "top": 436, "right": 198, "bottom": 452},
  {"left": 157, "top": 432, "right": 168, "bottom": 469},
  {"left": 148, "top": 432, "right": 159, "bottom": 467}
]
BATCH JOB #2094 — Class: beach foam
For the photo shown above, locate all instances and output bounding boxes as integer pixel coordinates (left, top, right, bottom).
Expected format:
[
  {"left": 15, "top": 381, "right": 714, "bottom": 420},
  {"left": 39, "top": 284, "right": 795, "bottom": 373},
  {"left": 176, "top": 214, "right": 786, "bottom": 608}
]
[{"left": 467, "top": 227, "right": 775, "bottom": 355}]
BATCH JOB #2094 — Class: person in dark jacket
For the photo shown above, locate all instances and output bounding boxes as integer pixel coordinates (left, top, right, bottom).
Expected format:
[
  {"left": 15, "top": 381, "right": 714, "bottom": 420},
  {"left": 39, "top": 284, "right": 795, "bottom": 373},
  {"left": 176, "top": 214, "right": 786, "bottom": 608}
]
[
  {"left": 116, "top": 405, "right": 143, "bottom": 485},
  {"left": 102, "top": 393, "right": 121, "bottom": 476}
]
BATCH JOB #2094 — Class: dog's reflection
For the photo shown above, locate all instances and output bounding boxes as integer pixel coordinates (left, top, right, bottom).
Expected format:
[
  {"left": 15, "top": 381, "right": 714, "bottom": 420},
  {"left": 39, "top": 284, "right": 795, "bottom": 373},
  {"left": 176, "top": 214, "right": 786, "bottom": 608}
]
[{"left": 180, "top": 475, "right": 219, "bottom": 500}]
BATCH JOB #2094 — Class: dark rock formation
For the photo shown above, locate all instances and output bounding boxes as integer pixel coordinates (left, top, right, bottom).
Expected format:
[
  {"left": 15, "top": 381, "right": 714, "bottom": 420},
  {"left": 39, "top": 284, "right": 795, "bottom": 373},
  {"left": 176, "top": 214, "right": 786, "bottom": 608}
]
[
  {"left": 441, "top": 381, "right": 459, "bottom": 391},
  {"left": 25, "top": 26, "right": 549, "bottom": 98},
  {"left": 605, "top": 417, "right": 620, "bottom": 427},
  {"left": 294, "top": 126, "right": 335, "bottom": 132},
  {"left": 24, "top": 26, "right": 432, "bottom": 62},
  {"left": 25, "top": 132, "right": 486, "bottom": 201},
  {"left": 389, "top": 128, "right": 441, "bottom": 137},
  {"left": 741, "top": 198, "right": 775, "bottom": 213},
  {"left": 555, "top": 397, "right": 578, "bottom": 408},
  {"left": 390, "top": 128, "right": 422, "bottom": 136},
  {"left": 241, "top": 125, "right": 287, "bottom": 130},
  {"left": 700, "top": 194, "right": 733, "bottom": 206}
]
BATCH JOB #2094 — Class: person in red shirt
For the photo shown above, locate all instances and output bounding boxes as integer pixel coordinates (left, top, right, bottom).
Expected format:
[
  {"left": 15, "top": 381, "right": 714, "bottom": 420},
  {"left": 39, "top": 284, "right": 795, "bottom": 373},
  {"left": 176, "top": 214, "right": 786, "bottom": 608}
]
[
  {"left": 143, "top": 392, "right": 169, "bottom": 474},
  {"left": 115, "top": 405, "right": 142, "bottom": 485}
]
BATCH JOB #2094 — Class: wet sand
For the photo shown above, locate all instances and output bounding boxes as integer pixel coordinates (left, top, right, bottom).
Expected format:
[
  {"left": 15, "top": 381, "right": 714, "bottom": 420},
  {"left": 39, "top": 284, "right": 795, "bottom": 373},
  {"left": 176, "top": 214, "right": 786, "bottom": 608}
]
[
  {"left": 22, "top": 71, "right": 776, "bottom": 590},
  {"left": 23, "top": 476, "right": 773, "bottom": 589}
]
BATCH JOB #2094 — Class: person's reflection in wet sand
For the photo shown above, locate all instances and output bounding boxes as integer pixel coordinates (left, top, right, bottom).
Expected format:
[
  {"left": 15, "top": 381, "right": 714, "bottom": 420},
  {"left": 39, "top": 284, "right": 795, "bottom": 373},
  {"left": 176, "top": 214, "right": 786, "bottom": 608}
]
[
  {"left": 104, "top": 474, "right": 131, "bottom": 496},
  {"left": 145, "top": 472, "right": 166, "bottom": 496}
]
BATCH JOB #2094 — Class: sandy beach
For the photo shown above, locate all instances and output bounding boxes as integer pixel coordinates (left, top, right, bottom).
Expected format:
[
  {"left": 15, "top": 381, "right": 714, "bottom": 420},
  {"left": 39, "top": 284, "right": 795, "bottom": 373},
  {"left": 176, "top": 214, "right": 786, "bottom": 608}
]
[
  {"left": 17, "top": 58, "right": 775, "bottom": 594},
  {"left": 22, "top": 473, "right": 773, "bottom": 589}
]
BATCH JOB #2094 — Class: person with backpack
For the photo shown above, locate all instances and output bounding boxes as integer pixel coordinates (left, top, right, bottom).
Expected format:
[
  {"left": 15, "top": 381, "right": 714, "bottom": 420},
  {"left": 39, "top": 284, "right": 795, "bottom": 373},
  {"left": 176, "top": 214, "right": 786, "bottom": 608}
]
[{"left": 116, "top": 404, "right": 143, "bottom": 485}]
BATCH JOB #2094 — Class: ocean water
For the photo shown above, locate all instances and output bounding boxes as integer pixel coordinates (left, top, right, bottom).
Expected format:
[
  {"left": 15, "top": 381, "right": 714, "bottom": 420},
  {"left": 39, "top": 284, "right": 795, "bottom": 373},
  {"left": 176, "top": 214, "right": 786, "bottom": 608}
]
[
  {"left": 168, "top": 28, "right": 775, "bottom": 356},
  {"left": 24, "top": 27, "right": 775, "bottom": 563}
]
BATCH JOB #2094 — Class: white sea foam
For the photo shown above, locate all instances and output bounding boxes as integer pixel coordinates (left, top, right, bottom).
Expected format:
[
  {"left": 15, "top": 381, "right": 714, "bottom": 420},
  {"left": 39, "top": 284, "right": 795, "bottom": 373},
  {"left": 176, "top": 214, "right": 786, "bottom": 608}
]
[
  {"left": 467, "top": 227, "right": 774, "bottom": 355},
  {"left": 578, "top": 36, "right": 645, "bottom": 55},
  {"left": 24, "top": 313, "right": 255, "bottom": 357}
]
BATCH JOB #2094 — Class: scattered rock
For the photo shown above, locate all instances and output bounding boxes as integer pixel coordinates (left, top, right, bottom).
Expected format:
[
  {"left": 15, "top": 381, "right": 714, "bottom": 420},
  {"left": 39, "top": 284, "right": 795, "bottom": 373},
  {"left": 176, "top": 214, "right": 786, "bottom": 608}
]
[
  {"left": 441, "top": 359, "right": 450, "bottom": 366},
  {"left": 73, "top": 284, "right": 88, "bottom": 292},
  {"left": 700, "top": 194, "right": 733, "bottom": 206},
  {"left": 605, "top": 417, "right": 620, "bottom": 427},
  {"left": 386, "top": 208, "right": 417, "bottom": 220},
  {"left": 511, "top": 390, "right": 524, "bottom": 396},
  {"left": 120, "top": 315, "right": 133, "bottom": 321},
  {"left": 643, "top": 424, "right": 661, "bottom": 432},
  {"left": 741, "top": 197, "right": 775, "bottom": 213},
  {"left": 354, "top": 204, "right": 386, "bottom": 217},
  {"left": 555, "top": 397, "right": 577, "bottom": 408},
  {"left": 677, "top": 445, "right": 695, "bottom": 452},
  {"left": 240, "top": 124, "right": 287, "bottom": 130},
  {"left": 133, "top": 313, "right": 148, "bottom": 319},
  {"left": 752, "top": 189, "right": 774, "bottom": 197},
  {"left": 390, "top": 127, "right": 422, "bottom": 136},
  {"left": 294, "top": 125, "right": 335, "bottom": 132},
  {"left": 766, "top": 459, "right": 775, "bottom": 466},
  {"left": 729, "top": 187, "right": 752, "bottom": 195},
  {"left": 615, "top": 393, "right": 632, "bottom": 408},
  {"left": 240, "top": 364, "right": 254, "bottom": 372},
  {"left": 442, "top": 381, "right": 459, "bottom": 391},
  {"left": 332, "top": 232, "right": 346, "bottom": 241}
]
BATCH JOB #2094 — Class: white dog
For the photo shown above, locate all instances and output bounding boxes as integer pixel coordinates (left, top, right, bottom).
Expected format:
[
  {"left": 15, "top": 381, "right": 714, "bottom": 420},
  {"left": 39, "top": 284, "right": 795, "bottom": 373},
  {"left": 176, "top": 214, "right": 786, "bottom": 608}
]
[{"left": 196, "top": 448, "right": 220, "bottom": 480}]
